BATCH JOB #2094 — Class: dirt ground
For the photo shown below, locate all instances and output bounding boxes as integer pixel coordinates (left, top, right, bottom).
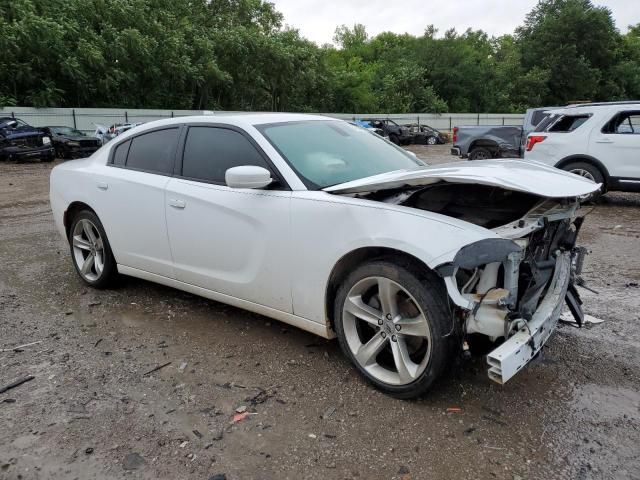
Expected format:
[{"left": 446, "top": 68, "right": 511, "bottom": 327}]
[{"left": 1, "top": 145, "right": 639, "bottom": 480}]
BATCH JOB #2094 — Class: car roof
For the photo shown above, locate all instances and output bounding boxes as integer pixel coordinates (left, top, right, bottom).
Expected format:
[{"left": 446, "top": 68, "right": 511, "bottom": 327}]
[{"left": 124, "top": 113, "right": 333, "bottom": 130}]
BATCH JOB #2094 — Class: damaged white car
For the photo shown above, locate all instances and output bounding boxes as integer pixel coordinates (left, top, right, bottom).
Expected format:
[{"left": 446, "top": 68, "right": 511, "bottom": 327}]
[{"left": 50, "top": 115, "right": 599, "bottom": 398}]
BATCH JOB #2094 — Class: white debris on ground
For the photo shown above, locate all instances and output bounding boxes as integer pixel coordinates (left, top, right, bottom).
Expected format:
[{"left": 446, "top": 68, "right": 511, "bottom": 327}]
[{"left": 559, "top": 312, "right": 605, "bottom": 326}]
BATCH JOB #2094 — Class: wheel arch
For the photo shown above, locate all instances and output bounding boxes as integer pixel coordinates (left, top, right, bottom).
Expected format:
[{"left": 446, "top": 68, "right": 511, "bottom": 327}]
[
  {"left": 64, "top": 201, "right": 97, "bottom": 240},
  {"left": 554, "top": 155, "right": 610, "bottom": 189},
  {"left": 324, "top": 247, "right": 434, "bottom": 331},
  {"left": 468, "top": 139, "right": 499, "bottom": 152}
]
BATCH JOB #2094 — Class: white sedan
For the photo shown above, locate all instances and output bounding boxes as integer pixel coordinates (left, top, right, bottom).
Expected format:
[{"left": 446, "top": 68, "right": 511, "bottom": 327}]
[{"left": 50, "top": 114, "right": 599, "bottom": 398}]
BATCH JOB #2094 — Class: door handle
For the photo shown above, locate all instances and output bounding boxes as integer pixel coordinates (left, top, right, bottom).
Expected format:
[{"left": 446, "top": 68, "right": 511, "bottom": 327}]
[
  {"left": 595, "top": 138, "right": 613, "bottom": 144},
  {"left": 97, "top": 182, "right": 108, "bottom": 190},
  {"left": 168, "top": 198, "right": 186, "bottom": 209}
]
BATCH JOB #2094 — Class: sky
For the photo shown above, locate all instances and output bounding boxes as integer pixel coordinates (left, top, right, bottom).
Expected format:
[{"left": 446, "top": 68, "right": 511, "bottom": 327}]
[{"left": 270, "top": 0, "right": 640, "bottom": 45}]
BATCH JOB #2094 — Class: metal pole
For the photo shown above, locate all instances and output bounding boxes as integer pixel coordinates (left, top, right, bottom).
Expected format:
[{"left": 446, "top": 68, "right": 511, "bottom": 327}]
[
  {"left": 477, "top": 113, "right": 480, "bottom": 125},
  {"left": 125, "top": 111, "right": 128, "bottom": 122},
  {"left": 72, "top": 109, "right": 77, "bottom": 129}
]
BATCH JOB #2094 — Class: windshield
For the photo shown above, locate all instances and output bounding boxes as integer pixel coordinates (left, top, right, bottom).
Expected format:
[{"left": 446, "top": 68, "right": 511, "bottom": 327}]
[
  {"left": 51, "top": 126, "right": 84, "bottom": 136},
  {"left": 257, "top": 120, "right": 424, "bottom": 189}
]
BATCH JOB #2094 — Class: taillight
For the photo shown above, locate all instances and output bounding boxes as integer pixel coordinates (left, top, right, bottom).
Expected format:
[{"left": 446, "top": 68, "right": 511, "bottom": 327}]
[
  {"left": 526, "top": 135, "right": 546, "bottom": 151},
  {"left": 453, "top": 127, "right": 458, "bottom": 143}
]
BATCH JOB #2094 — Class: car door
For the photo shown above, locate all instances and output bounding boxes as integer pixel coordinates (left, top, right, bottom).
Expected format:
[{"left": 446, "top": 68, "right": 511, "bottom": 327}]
[
  {"left": 164, "top": 124, "right": 293, "bottom": 313},
  {"left": 590, "top": 110, "right": 640, "bottom": 180},
  {"left": 98, "top": 126, "right": 179, "bottom": 278}
]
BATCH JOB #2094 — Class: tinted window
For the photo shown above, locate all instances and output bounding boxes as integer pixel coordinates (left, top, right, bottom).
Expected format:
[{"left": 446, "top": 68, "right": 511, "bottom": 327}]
[
  {"left": 605, "top": 111, "right": 640, "bottom": 134},
  {"left": 531, "top": 110, "right": 548, "bottom": 126},
  {"left": 112, "top": 140, "right": 130, "bottom": 166},
  {"left": 548, "top": 114, "right": 591, "bottom": 132},
  {"left": 182, "top": 127, "right": 270, "bottom": 183},
  {"left": 126, "top": 128, "right": 178, "bottom": 174}
]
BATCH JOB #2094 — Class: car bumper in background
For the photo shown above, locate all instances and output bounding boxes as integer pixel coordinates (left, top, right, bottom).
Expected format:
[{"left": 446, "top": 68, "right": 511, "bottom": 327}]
[
  {"left": 450, "top": 146, "right": 461, "bottom": 156},
  {"left": 66, "top": 146, "right": 100, "bottom": 158},
  {"left": 2, "top": 145, "right": 55, "bottom": 161}
]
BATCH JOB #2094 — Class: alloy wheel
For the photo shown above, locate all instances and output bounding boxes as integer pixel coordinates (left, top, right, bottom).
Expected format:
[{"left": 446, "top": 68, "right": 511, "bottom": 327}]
[
  {"left": 569, "top": 168, "right": 596, "bottom": 182},
  {"left": 72, "top": 219, "right": 105, "bottom": 282},
  {"left": 342, "top": 276, "right": 432, "bottom": 385}
]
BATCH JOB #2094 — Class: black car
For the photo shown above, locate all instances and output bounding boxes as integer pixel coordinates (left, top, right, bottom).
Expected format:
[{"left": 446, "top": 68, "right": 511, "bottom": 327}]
[
  {"left": 359, "top": 118, "right": 412, "bottom": 145},
  {"left": 407, "top": 124, "right": 448, "bottom": 145},
  {"left": 42, "top": 126, "right": 102, "bottom": 159},
  {"left": 0, "top": 117, "right": 55, "bottom": 162}
]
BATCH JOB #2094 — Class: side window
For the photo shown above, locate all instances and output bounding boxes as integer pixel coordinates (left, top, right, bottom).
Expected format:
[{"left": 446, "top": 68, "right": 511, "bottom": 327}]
[
  {"left": 607, "top": 111, "right": 640, "bottom": 134},
  {"left": 112, "top": 140, "right": 130, "bottom": 166},
  {"left": 548, "top": 114, "right": 591, "bottom": 133},
  {"left": 181, "top": 127, "right": 271, "bottom": 184},
  {"left": 125, "top": 128, "right": 179, "bottom": 174}
]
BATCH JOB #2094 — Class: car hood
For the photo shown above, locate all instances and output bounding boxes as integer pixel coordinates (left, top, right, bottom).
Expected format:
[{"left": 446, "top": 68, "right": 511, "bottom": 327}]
[{"left": 323, "top": 159, "right": 601, "bottom": 198}]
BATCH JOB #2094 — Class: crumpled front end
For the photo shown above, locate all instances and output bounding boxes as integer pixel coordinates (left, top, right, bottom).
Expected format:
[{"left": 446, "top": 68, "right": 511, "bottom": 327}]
[{"left": 434, "top": 199, "right": 587, "bottom": 384}]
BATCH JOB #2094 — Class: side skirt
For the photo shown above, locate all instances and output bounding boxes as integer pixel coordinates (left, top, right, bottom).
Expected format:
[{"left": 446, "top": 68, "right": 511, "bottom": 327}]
[{"left": 117, "top": 265, "right": 335, "bottom": 339}]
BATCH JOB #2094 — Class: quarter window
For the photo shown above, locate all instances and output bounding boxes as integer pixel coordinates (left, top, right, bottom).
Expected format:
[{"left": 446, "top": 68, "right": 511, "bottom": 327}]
[
  {"left": 125, "top": 128, "right": 179, "bottom": 174},
  {"left": 548, "top": 114, "right": 591, "bottom": 132},
  {"left": 181, "top": 127, "right": 271, "bottom": 184},
  {"left": 112, "top": 140, "right": 130, "bottom": 166}
]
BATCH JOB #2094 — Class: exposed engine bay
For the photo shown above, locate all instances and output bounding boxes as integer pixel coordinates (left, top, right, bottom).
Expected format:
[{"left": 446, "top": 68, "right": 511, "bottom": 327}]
[{"left": 364, "top": 182, "right": 589, "bottom": 384}]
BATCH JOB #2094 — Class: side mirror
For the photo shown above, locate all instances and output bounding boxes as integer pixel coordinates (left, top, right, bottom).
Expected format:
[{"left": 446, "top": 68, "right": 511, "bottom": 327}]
[{"left": 225, "top": 166, "right": 273, "bottom": 189}]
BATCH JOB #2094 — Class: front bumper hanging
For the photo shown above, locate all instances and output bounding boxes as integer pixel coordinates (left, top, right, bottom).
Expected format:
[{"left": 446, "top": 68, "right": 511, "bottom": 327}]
[{"left": 486, "top": 252, "right": 571, "bottom": 384}]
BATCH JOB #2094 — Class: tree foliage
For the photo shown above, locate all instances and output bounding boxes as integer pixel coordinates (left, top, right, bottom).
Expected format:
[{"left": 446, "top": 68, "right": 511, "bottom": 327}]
[{"left": 0, "top": 0, "right": 638, "bottom": 112}]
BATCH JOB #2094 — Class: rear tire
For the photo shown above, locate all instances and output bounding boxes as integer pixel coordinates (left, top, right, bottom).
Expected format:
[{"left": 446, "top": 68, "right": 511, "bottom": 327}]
[
  {"left": 561, "top": 161, "right": 604, "bottom": 202},
  {"left": 68, "top": 210, "right": 118, "bottom": 288},
  {"left": 468, "top": 147, "right": 492, "bottom": 160},
  {"left": 334, "top": 260, "right": 454, "bottom": 399}
]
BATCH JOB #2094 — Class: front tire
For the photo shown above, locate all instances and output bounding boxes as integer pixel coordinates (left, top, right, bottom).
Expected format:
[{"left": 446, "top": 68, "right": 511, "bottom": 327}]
[
  {"left": 334, "top": 260, "right": 453, "bottom": 399},
  {"left": 427, "top": 136, "right": 437, "bottom": 145},
  {"left": 389, "top": 134, "right": 400, "bottom": 145},
  {"left": 69, "top": 210, "right": 118, "bottom": 288}
]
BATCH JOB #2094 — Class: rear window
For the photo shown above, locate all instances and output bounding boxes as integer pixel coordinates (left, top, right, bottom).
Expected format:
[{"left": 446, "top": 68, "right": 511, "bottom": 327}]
[
  {"left": 125, "top": 128, "right": 179, "bottom": 174},
  {"left": 547, "top": 114, "right": 591, "bottom": 133},
  {"left": 531, "top": 110, "right": 548, "bottom": 126}
]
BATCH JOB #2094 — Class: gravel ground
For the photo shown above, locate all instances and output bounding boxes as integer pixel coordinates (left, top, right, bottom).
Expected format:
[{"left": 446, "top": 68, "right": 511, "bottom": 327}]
[{"left": 1, "top": 145, "right": 639, "bottom": 480}]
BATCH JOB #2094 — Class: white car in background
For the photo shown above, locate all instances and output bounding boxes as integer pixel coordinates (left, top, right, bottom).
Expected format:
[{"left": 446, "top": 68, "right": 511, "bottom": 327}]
[
  {"left": 524, "top": 101, "right": 640, "bottom": 197},
  {"left": 50, "top": 114, "right": 598, "bottom": 398}
]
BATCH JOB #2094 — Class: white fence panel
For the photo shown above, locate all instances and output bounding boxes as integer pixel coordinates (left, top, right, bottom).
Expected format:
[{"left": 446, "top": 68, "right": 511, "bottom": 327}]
[{"left": 0, "top": 107, "right": 527, "bottom": 133}]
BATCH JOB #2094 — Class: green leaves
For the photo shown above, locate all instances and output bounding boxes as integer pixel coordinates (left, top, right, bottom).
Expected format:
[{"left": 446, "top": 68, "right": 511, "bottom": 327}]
[{"left": 0, "top": 0, "right": 636, "bottom": 113}]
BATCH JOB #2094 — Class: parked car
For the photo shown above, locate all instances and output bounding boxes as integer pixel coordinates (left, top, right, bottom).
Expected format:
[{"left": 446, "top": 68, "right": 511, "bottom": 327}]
[
  {"left": 42, "top": 126, "right": 102, "bottom": 159},
  {"left": 525, "top": 101, "right": 640, "bottom": 198},
  {"left": 0, "top": 117, "right": 55, "bottom": 162},
  {"left": 451, "top": 107, "right": 558, "bottom": 160},
  {"left": 407, "top": 124, "right": 448, "bottom": 145},
  {"left": 94, "top": 122, "right": 142, "bottom": 144},
  {"left": 358, "top": 118, "right": 412, "bottom": 145},
  {"left": 50, "top": 114, "right": 598, "bottom": 398},
  {"left": 353, "top": 120, "right": 385, "bottom": 137}
]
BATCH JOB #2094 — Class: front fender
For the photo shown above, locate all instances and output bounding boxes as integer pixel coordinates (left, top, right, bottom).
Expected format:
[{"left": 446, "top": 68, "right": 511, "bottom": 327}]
[{"left": 289, "top": 192, "right": 499, "bottom": 324}]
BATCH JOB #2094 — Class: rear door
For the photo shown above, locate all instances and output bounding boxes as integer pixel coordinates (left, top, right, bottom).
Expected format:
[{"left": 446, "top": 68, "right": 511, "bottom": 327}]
[
  {"left": 590, "top": 110, "right": 640, "bottom": 180},
  {"left": 99, "top": 126, "right": 180, "bottom": 277},
  {"left": 164, "top": 125, "right": 293, "bottom": 312}
]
